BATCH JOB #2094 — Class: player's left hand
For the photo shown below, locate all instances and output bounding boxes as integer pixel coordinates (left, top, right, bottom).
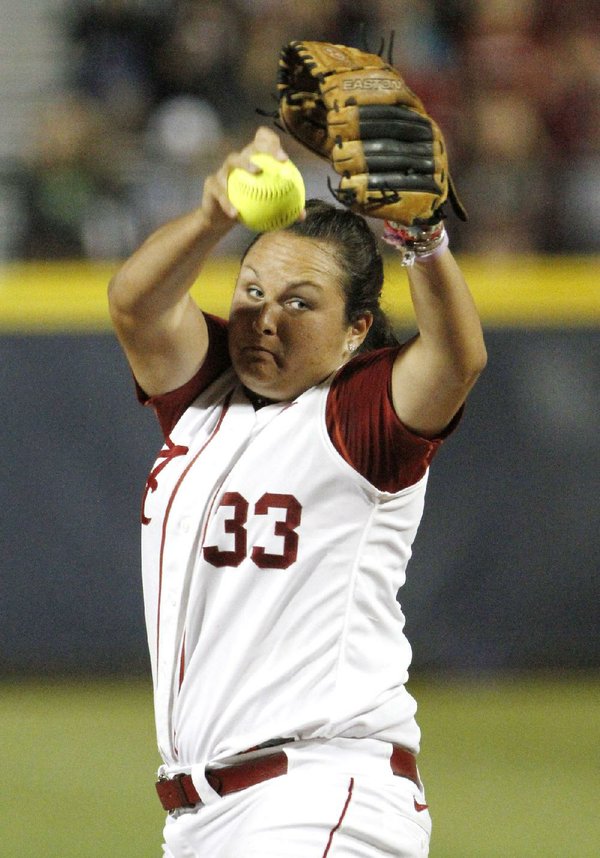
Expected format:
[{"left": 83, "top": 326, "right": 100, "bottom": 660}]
[{"left": 276, "top": 40, "right": 466, "bottom": 227}]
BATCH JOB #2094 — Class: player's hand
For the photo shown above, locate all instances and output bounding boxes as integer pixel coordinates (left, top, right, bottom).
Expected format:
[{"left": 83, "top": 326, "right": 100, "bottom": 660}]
[{"left": 200, "top": 127, "right": 290, "bottom": 231}]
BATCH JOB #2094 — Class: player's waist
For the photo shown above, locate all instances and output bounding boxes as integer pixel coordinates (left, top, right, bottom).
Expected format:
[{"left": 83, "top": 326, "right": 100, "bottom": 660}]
[{"left": 156, "top": 737, "right": 422, "bottom": 813}]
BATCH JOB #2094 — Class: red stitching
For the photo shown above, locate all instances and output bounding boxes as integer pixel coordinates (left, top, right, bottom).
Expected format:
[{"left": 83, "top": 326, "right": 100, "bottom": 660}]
[
  {"left": 322, "top": 777, "right": 354, "bottom": 858},
  {"left": 156, "top": 390, "right": 233, "bottom": 664}
]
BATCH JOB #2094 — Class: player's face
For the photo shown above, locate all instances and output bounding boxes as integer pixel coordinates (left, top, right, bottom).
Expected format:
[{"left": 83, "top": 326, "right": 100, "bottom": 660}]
[{"left": 229, "top": 232, "right": 366, "bottom": 401}]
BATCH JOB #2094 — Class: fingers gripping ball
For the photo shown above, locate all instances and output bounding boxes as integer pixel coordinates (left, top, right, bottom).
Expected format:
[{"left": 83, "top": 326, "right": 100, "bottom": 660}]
[{"left": 227, "top": 154, "right": 305, "bottom": 232}]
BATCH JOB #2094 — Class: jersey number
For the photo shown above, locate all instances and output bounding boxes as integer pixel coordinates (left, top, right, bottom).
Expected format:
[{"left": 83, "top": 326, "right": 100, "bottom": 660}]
[{"left": 202, "top": 492, "right": 302, "bottom": 569}]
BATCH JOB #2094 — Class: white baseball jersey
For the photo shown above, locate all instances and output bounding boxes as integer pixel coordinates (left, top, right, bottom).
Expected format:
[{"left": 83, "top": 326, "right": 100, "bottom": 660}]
[{"left": 138, "top": 315, "right": 450, "bottom": 782}]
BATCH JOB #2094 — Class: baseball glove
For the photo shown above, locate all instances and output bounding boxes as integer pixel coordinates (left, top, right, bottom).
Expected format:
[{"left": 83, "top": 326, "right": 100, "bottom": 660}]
[{"left": 277, "top": 40, "right": 466, "bottom": 226}]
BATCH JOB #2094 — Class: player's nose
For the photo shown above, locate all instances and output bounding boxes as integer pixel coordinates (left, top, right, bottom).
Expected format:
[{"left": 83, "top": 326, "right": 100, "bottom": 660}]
[{"left": 253, "top": 302, "right": 278, "bottom": 336}]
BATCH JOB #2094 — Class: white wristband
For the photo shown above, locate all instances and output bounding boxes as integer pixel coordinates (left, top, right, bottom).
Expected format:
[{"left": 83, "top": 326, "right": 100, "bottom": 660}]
[
  {"left": 413, "top": 228, "right": 449, "bottom": 262},
  {"left": 382, "top": 220, "right": 448, "bottom": 267}
]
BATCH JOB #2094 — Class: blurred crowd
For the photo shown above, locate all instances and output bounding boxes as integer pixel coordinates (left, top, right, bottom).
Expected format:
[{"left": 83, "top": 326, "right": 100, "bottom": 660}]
[{"left": 6, "top": 0, "right": 600, "bottom": 259}]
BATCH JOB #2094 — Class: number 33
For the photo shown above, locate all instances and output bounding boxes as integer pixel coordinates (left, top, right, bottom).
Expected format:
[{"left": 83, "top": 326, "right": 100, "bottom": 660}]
[{"left": 203, "top": 492, "right": 302, "bottom": 570}]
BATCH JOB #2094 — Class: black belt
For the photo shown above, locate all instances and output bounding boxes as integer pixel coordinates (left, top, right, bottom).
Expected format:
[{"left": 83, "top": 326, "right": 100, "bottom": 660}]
[{"left": 156, "top": 743, "right": 420, "bottom": 812}]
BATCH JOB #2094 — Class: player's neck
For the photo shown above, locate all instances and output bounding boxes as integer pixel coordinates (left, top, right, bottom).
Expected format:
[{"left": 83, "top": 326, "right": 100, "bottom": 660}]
[{"left": 243, "top": 386, "right": 279, "bottom": 410}]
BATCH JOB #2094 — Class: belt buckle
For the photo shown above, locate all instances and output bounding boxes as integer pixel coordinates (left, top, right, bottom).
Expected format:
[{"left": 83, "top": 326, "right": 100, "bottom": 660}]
[{"left": 156, "top": 772, "right": 198, "bottom": 811}]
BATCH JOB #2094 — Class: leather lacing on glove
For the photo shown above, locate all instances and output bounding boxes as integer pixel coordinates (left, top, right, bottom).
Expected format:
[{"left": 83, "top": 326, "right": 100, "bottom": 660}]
[{"left": 258, "top": 35, "right": 467, "bottom": 265}]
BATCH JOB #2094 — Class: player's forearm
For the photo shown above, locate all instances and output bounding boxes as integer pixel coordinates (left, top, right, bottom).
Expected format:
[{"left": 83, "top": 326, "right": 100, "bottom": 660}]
[
  {"left": 108, "top": 127, "right": 292, "bottom": 327},
  {"left": 407, "top": 248, "right": 487, "bottom": 386},
  {"left": 108, "top": 208, "right": 228, "bottom": 323}
]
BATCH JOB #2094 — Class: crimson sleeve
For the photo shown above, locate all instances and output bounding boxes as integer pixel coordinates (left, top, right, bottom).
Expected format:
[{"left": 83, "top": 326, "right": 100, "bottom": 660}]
[
  {"left": 326, "top": 347, "right": 461, "bottom": 492},
  {"left": 137, "top": 313, "right": 231, "bottom": 439}
]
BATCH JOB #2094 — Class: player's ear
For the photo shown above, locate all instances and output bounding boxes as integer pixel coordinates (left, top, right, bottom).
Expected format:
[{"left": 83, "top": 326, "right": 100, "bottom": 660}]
[{"left": 348, "top": 312, "right": 373, "bottom": 351}]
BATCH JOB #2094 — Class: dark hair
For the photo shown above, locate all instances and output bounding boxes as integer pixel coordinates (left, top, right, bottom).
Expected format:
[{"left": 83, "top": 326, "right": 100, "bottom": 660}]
[{"left": 243, "top": 199, "right": 399, "bottom": 351}]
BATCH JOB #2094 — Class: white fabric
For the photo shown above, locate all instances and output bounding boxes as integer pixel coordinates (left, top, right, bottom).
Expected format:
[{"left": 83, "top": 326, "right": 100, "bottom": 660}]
[
  {"left": 142, "top": 370, "right": 429, "bottom": 796},
  {"left": 162, "top": 739, "right": 431, "bottom": 858}
]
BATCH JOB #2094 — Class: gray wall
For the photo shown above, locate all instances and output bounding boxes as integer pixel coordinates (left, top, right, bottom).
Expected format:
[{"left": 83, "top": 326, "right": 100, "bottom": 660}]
[{"left": 1, "top": 329, "right": 598, "bottom": 675}]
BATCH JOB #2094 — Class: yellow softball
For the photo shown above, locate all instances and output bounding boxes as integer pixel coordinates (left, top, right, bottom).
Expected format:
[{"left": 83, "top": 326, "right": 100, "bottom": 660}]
[{"left": 227, "top": 153, "right": 305, "bottom": 232}]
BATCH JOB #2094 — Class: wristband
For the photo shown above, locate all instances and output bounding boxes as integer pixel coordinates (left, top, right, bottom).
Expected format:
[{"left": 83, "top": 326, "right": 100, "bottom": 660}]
[{"left": 382, "top": 220, "right": 448, "bottom": 267}]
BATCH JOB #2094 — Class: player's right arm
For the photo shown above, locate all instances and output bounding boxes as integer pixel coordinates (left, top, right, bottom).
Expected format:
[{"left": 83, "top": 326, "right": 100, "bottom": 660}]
[{"left": 108, "top": 127, "right": 287, "bottom": 396}]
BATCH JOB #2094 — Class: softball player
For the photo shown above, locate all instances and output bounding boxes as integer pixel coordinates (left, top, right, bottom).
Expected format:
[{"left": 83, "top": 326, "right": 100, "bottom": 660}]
[{"left": 108, "top": 127, "right": 486, "bottom": 857}]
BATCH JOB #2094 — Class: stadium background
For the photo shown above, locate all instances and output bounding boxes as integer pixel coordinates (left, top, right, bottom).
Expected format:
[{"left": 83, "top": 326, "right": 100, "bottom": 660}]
[{"left": 1, "top": 1, "right": 598, "bottom": 855}]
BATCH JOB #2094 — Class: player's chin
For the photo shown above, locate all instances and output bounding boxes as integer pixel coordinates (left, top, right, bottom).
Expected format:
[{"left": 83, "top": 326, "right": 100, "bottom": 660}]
[{"left": 235, "top": 361, "right": 287, "bottom": 400}]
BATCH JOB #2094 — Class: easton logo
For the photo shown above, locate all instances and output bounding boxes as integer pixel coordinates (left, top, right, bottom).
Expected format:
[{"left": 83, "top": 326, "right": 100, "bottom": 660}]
[{"left": 342, "top": 78, "right": 404, "bottom": 90}]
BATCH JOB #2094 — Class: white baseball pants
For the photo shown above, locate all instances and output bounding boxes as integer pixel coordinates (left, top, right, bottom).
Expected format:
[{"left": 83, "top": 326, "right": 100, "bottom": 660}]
[{"left": 161, "top": 739, "right": 431, "bottom": 857}]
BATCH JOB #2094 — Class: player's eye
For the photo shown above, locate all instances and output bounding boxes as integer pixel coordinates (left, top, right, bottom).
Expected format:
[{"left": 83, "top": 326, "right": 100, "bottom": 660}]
[
  {"left": 287, "top": 297, "right": 310, "bottom": 311},
  {"left": 246, "top": 285, "right": 264, "bottom": 299}
]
